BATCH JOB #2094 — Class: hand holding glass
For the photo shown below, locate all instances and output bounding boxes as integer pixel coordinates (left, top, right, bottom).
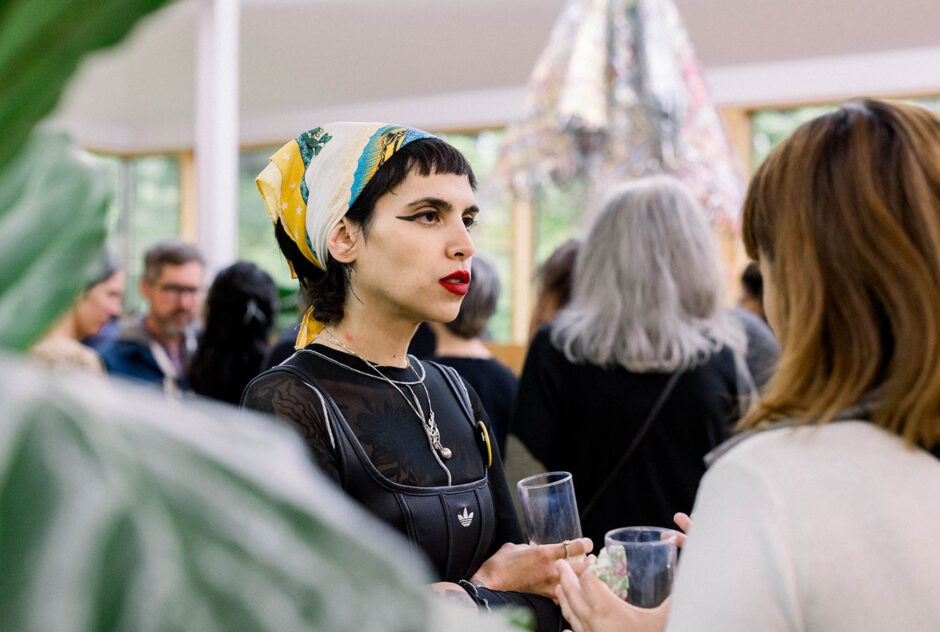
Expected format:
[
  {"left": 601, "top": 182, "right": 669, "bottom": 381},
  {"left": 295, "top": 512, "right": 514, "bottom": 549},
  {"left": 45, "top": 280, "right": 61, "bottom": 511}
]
[
  {"left": 604, "top": 526, "right": 677, "bottom": 608},
  {"left": 517, "top": 471, "right": 583, "bottom": 548}
]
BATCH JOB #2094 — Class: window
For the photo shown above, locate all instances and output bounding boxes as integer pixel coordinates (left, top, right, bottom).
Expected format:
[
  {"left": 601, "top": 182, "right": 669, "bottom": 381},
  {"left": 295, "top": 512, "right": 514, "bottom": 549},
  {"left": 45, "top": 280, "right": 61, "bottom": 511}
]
[
  {"left": 751, "top": 97, "right": 940, "bottom": 170},
  {"left": 92, "top": 153, "right": 180, "bottom": 316}
]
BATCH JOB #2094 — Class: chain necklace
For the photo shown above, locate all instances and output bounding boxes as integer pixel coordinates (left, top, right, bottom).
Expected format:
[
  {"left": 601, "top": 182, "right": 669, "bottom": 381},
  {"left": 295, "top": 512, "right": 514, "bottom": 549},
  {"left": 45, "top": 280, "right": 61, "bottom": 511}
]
[
  {"left": 320, "top": 328, "right": 453, "bottom": 462},
  {"left": 297, "top": 346, "right": 427, "bottom": 384}
]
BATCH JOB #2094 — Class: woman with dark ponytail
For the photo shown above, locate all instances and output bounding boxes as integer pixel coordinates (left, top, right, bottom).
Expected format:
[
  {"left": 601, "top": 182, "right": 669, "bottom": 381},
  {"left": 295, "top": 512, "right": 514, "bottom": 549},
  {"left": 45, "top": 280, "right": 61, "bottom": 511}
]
[{"left": 189, "top": 261, "right": 277, "bottom": 404}]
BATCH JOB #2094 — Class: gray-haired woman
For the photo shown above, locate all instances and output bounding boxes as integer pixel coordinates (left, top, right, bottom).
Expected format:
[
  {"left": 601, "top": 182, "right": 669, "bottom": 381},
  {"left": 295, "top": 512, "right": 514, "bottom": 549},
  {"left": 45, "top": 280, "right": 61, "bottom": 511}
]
[{"left": 512, "top": 175, "right": 747, "bottom": 547}]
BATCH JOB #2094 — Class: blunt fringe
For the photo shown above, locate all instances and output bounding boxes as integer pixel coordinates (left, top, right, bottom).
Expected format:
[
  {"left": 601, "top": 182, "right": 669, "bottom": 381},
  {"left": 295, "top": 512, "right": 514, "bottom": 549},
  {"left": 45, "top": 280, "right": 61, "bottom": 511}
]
[
  {"left": 551, "top": 175, "right": 742, "bottom": 372},
  {"left": 740, "top": 98, "right": 940, "bottom": 449}
]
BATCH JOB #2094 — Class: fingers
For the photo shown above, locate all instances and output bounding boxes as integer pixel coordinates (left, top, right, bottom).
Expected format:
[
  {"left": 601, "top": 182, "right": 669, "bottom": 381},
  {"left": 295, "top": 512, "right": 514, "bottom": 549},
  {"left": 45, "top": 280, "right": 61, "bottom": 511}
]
[
  {"left": 673, "top": 512, "right": 692, "bottom": 533},
  {"left": 673, "top": 512, "right": 691, "bottom": 548},
  {"left": 555, "top": 560, "right": 587, "bottom": 631},
  {"left": 567, "top": 553, "right": 596, "bottom": 577},
  {"left": 561, "top": 537, "right": 593, "bottom": 558}
]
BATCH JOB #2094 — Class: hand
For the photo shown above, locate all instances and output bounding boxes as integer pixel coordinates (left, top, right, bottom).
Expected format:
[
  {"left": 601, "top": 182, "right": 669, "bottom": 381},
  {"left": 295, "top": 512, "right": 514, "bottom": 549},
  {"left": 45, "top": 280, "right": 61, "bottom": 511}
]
[
  {"left": 471, "top": 537, "right": 593, "bottom": 599},
  {"left": 555, "top": 560, "right": 670, "bottom": 632},
  {"left": 673, "top": 512, "right": 692, "bottom": 548}
]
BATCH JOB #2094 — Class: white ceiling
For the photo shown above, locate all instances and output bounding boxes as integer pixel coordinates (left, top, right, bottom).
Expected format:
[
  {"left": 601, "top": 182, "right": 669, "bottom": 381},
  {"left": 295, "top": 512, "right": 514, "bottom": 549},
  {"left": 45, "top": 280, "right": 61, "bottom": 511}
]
[{"left": 53, "top": 0, "right": 940, "bottom": 153}]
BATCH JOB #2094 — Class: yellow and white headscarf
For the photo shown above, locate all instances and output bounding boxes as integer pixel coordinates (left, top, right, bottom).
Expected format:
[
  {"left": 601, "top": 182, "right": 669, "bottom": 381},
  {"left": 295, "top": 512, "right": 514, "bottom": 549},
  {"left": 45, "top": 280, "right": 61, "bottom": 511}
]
[{"left": 257, "top": 122, "right": 436, "bottom": 349}]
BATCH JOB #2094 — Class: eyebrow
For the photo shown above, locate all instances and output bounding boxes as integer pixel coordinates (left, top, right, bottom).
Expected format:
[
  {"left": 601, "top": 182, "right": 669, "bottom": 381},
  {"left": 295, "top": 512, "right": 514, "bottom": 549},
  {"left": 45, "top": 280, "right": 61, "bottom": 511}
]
[{"left": 404, "top": 197, "right": 479, "bottom": 214}]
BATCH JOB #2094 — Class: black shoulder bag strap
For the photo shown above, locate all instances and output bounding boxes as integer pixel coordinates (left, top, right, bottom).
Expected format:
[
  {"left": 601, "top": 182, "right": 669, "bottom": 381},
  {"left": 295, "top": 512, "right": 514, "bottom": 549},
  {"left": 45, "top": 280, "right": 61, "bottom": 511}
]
[
  {"left": 580, "top": 369, "right": 684, "bottom": 523},
  {"left": 426, "top": 360, "right": 494, "bottom": 468}
]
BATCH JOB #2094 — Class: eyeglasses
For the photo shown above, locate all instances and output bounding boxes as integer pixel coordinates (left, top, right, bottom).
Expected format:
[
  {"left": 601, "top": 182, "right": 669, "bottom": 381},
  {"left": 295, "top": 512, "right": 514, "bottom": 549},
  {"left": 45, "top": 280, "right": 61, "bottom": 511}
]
[{"left": 155, "top": 284, "right": 203, "bottom": 297}]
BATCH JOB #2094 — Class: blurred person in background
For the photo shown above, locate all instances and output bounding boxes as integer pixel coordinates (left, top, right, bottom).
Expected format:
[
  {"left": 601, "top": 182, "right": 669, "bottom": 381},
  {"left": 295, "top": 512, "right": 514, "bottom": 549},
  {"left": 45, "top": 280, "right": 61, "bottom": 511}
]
[
  {"left": 529, "top": 239, "right": 579, "bottom": 340},
  {"left": 429, "top": 255, "right": 516, "bottom": 454},
  {"left": 738, "top": 261, "right": 765, "bottom": 321},
  {"left": 31, "top": 253, "right": 124, "bottom": 372},
  {"left": 100, "top": 239, "right": 203, "bottom": 395},
  {"left": 189, "top": 261, "right": 278, "bottom": 405},
  {"left": 513, "top": 175, "right": 748, "bottom": 547}
]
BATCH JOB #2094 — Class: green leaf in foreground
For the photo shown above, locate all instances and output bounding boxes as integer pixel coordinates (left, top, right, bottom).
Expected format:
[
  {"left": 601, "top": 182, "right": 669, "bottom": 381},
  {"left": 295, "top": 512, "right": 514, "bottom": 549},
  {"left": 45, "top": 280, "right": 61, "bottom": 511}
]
[
  {"left": 0, "top": 131, "right": 113, "bottom": 351},
  {"left": 0, "top": 0, "right": 171, "bottom": 174}
]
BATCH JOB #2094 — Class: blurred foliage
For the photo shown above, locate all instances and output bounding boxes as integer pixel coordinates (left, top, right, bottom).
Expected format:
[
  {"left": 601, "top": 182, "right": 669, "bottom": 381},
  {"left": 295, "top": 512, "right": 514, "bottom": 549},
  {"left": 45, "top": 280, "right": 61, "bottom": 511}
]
[
  {"left": 0, "top": 0, "right": 172, "bottom": 348},
  {"left": 0, "top": 0, "right": 171, "bottom": 174},
  {"left": 0, "top": 356, "right": 523, "bottom": 632},
  {"left": 0, "top": 132, "right": 112, "bottom": 351}
]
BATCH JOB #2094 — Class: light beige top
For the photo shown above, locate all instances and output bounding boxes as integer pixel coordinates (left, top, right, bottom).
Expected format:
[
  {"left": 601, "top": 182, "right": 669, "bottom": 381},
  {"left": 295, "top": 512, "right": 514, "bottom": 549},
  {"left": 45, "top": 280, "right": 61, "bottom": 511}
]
[{"left": 31, "top": 335, "right": 105, "bottom": 373}]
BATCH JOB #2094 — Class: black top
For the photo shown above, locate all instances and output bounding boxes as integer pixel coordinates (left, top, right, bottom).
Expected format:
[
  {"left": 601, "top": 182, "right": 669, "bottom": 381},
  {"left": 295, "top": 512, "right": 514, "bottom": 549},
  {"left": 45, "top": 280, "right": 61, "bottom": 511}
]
[
  {"left": 430, "top": 355, "right": 517, "bottom": 456},
  {"left": 262, "top": 321, "right": 438, "bottom": 371},
  {"left": 729, "top": 307, "right": 780, "bottom": 388},
  {"left": 512, "top": 327, "right": 740, "bottom": 548},
  {"left": 242, "top": 344, "right": 561, "bottom": 630}
]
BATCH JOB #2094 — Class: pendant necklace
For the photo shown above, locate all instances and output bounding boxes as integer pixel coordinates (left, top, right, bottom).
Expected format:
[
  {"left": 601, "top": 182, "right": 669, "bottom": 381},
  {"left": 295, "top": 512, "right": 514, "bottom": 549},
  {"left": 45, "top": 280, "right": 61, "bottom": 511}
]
[{"left": 320, "top": 329, "right": 453, "bottom": 462}]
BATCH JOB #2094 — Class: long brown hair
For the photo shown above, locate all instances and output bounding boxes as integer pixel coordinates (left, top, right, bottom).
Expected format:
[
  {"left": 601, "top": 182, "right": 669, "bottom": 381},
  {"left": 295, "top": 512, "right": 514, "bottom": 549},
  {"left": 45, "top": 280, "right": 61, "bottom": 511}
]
[{"left": 740, "top": 99, "right": 940, "bottom": 448}]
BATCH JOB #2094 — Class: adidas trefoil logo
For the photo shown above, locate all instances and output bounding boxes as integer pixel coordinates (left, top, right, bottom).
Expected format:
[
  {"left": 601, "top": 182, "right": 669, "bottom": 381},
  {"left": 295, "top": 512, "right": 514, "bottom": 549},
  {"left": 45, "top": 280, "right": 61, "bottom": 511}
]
[{"left": 457, "top": 507, "right": 474, "bottom": 527}]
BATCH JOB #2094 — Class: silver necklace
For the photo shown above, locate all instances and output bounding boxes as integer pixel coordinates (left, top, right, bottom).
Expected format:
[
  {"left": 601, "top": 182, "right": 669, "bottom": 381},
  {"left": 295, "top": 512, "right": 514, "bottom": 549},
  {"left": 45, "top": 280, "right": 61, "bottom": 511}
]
[
  {"left": 297, "top": 346, "right": 427, "bottom": 384},
  {"left": 320, "top": 329, "right": 453, "bottom": 462}
]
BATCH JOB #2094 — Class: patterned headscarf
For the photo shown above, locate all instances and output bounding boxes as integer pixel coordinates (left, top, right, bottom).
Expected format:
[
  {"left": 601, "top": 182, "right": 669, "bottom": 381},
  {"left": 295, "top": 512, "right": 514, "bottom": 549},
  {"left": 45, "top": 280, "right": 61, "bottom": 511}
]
[{"left": 257, "top": 123, "right": 436, "bottom": 349}]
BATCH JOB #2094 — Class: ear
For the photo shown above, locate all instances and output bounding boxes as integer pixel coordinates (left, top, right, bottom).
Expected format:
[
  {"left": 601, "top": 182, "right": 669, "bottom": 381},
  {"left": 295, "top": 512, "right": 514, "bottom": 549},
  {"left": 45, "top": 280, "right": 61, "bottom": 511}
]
[
  {"left": 139, "top": 278, "right": 153, "bottom": 302},
  {"left": 327, "top": 217, "right": 360, "bottom": 264}
]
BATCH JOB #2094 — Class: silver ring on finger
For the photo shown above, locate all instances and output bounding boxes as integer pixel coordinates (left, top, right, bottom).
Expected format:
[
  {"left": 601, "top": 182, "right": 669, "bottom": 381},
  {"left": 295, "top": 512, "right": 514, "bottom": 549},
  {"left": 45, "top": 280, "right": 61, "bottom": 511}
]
[{"left": 562, "top": 539, "right": 571, "bottom": 558}]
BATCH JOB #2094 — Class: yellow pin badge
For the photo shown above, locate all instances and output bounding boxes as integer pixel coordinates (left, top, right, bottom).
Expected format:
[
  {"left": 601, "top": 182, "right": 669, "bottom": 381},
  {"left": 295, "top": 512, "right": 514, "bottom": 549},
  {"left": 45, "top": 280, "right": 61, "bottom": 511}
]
[{"left": 477, "top": 420, "right": 492, "bottom": 468}]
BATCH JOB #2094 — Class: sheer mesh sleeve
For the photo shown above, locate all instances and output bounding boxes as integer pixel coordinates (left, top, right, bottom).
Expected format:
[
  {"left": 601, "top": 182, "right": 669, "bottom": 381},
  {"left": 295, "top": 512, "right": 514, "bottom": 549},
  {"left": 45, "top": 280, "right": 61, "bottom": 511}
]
[{"left": 241, "top": 368, "right": 342, "bottom": 486}]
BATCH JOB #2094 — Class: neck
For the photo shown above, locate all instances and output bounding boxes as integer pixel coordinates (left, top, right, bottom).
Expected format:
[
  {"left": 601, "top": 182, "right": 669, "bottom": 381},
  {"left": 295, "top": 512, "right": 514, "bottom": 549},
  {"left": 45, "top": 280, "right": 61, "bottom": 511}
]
[
  {"left": 323, "top": 304, "right": 416, "bottom": 368},
  {"left": 144, "top": 315, "right": 182, "bottom": 352},
  {"left": 428, "top": 322, "right": 492, "bottom": 358},
  {"left": 46, "top": 310, "right": 80, "bottom": 341}
]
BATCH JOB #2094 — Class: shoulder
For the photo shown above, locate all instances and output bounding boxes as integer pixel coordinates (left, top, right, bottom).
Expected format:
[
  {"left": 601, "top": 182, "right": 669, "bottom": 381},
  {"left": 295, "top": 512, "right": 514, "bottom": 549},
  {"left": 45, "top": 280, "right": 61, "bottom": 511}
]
[
  {"left": 707, "top": 420, "right": 937, "bottom": 489},
  {"left": 421, "top": 358, "right": 485, "bottom": 407},
  {"left": 241, "top": 365, "right": 336, "bottom": 422},
  {"left": 524, "top": 325, "right": 568, "bottom": 366},
  {"left": 32, "top": 337, "right": 104, "bottom": 372},
  {"left": 99, "top": 336, "right": 157, "bottom": 375}
]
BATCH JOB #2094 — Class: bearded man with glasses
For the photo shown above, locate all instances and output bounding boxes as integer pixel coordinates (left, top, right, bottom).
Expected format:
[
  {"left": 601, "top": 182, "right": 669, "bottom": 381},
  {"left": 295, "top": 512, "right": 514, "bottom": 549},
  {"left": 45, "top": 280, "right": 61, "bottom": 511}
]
[{"left": 101, "top": 240, "right": 204, "bottom": 395}]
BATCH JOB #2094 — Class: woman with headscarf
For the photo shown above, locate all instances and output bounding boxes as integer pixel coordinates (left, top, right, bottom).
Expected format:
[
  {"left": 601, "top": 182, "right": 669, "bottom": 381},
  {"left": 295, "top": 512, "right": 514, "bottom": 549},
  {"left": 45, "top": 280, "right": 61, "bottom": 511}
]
[
  {"left": 512, "top": 175, "right": 747, "bottom": 548},
  {"left": 241, "top": 123, "right": 590, "bottom": 628}
]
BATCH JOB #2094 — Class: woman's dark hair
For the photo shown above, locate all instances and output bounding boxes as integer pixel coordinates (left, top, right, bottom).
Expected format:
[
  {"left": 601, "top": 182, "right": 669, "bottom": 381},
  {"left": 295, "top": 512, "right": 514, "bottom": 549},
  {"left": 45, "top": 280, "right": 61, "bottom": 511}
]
[
  {"left": 445, "top": 256, "right": 500, "bottom": 339},
  {"left": 189, "top": 261, "right": 278, "bottom": 404},
  {"left": 86, "top": 251, "right": 121, "bottom": 290},
  {"left": 740, "top": 261, "right": 763, "bottom": 301},
  {"left": 275, "top": 137, "right": 476, "bottom": 325}
]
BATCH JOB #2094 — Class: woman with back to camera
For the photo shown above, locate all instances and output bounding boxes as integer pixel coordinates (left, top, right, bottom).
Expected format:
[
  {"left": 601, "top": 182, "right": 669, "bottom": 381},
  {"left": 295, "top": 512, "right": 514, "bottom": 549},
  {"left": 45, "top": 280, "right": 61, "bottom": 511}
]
[
  {"left": 555, "top": 99, "right": 940, "bottom": 631},
  {"left": 429, "top": 255, "right": 517, "bottom": 455},
  {"left": 512, "top": 175, "right": 748, "bottom": 548},
  {"left": 240, "top": 123, "right": 590, "bottom": 629},
  {"left": 189, "top": 261, "right": 278, "bottom": 405}
]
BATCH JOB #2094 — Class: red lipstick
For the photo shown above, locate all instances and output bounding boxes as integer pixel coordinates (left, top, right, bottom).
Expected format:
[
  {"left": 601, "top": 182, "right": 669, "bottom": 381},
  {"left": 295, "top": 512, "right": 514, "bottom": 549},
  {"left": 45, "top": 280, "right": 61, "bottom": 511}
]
[{"left": 439, "top": 270, "right": 471, "bottom": 296}]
